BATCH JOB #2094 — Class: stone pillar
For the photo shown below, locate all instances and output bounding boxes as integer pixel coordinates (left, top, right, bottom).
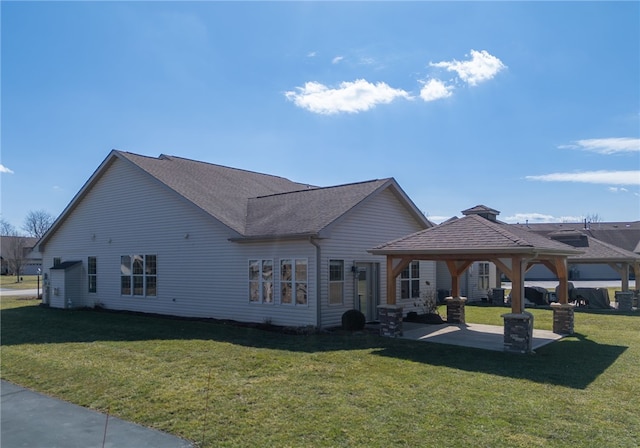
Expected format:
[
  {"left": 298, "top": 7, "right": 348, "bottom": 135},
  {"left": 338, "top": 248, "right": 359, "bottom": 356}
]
[
  {"left": 615, "top": 291, "right": 634, "bottom": 312},
  {"left": 378, "top": 305, "right": 403, "bottom": 337},
  {"left": 491, "top": 288, "right": 505, "bottom": 306},
  {"left": 502, "top": 312, "right": 534, "bottom": 354},
  {"left": 550, "top": 303, "right": 574, "bottom": 334},
  {"left": 445, "top": 297, "right": 467, "bottom": 324}
]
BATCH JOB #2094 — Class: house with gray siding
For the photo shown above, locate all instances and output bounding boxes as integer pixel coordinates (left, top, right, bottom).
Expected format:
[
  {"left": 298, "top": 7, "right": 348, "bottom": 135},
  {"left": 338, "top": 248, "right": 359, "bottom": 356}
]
[{"left": 35, "top": 150, "right": 435, "bottom": 328}]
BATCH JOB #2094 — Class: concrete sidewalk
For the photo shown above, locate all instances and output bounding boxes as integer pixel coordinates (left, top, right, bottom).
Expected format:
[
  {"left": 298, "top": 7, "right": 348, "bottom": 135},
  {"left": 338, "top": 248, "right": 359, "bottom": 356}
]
[
  {"left": 401, "top": 322, "right": 564, "bottom": 352},
  {"left": 1, "top": 381, "right": 193, "bottom": 448}
]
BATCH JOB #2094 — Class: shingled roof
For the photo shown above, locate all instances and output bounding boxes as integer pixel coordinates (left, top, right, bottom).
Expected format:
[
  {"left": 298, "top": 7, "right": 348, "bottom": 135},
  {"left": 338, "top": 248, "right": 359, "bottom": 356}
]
[
  {"left": 370, "top": 214, "right": 582, "bottom": 256},
  {"left": 117, "top": 152, "right": 314, "bottom": 235},
  {"left": 38, "top": 150, "right": 429, "bottom": 246},
  {"left": 515, "top": 221, "right": 640, "bottom": 254},
  {"left": 547, "top": 229, "right": 640, "bottom": 263}
]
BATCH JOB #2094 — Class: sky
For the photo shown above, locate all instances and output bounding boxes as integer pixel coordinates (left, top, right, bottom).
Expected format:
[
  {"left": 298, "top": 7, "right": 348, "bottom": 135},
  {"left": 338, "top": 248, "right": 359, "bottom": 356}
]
[{"left": 1, "top": 1, "right": 639, "bottom": 232}]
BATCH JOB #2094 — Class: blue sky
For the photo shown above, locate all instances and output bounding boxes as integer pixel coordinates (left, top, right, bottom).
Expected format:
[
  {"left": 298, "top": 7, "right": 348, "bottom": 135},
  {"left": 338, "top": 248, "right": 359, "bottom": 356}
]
[{"left": 2, "top": 1, "right": 639, "bottom": 231}]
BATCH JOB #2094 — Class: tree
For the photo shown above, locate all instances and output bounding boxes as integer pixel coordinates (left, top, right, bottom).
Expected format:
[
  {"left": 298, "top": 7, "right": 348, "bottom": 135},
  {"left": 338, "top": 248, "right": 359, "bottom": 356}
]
[
  {"left": 1, "top": 219, "right": 28, "bottom": 280},
  {"left": 585, "top": 213, "right": 603, "bottom": 224},
  {"left": 22, "top": 209, "right": 54, "bottom": 239}
]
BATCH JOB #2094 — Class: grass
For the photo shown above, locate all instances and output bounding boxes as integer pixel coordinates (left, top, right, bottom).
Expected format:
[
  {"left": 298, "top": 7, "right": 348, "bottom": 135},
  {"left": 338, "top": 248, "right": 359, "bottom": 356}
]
[
  {"left": 0, "top": 274, "right": 41, "bottom": 289},
  {"left": 2, "top": 297, "right": 639, "bottom": 447}
]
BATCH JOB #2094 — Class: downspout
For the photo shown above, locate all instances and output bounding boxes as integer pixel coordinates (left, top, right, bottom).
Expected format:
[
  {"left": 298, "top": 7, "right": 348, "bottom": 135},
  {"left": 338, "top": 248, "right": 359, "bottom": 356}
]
[{"left": 309, "top": 237, "right": 322, "bottom": 329}]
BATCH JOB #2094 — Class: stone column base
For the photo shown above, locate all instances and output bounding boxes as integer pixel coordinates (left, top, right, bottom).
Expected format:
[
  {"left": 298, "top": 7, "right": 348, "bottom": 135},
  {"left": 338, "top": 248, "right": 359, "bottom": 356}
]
[
  {"left": 445, "top": 297, "right": 467, "bottom": 324},
  {"left": 502, "top": 312, "right": 534, "bottom": 354},
  {"left": 615, "top": 291, "right": 634, "bottom": 312},
  {"left": 550, "top": 303, "right": 575, "bottom": 334},
  {"left": 491, "top": 288, "right": 505, "bottom": 306},
  {"left": 378, "top": 305, "right": 403, "bottom": 337}
]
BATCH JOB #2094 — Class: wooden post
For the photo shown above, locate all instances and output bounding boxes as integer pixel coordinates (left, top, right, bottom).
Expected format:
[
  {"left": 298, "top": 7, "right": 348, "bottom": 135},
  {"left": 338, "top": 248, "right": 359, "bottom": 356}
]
[
  {"left": 510, "top": 256, "right": 523, "bottom": 314},
  {"left": 386, "top": 256, "right": 396, "bottom": 305},
  {"left": 555, "top": 257, "right": 569, "bottom": 305},
  {"left": 621, "top": 263, "right": 629, "bottom": 293}
]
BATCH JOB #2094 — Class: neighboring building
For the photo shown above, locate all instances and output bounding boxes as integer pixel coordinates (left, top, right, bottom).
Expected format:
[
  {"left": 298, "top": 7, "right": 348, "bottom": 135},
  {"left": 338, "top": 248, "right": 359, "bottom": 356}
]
[
  {"left": 1, "top": 236, "right": 41, "bottom": 276},
  {"left": 35, "top": 150, "right": 436, "bottom": 328},
  {"left": 513, "top": 221, "right": 640, "bottom": 281}
]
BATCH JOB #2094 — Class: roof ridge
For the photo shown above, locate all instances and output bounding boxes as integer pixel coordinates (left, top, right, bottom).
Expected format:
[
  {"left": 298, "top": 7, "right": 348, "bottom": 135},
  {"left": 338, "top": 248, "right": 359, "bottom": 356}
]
[{"left": 253, "top": 178, "right": 389, "bottom": 199}]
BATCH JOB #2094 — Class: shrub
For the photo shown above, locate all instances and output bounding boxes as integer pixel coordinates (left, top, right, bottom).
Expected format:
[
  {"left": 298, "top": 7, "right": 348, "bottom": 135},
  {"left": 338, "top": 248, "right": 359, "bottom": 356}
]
[{"left": 341, "top": 309, "right": 366, "bottom": 331}]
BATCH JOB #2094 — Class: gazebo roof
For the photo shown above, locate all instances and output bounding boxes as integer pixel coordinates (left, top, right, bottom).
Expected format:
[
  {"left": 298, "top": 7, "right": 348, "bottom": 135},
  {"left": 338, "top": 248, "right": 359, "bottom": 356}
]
[{"left": 370, "top": 214, "right": 582, "bottom": 257}]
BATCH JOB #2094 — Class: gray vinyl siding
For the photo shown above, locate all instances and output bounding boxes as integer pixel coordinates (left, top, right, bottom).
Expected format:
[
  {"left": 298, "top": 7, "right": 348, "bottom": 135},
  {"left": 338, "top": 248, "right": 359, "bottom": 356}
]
[
  {"left": 525, "top": 262, "right": 620, "bottom": 281},
  {"left": 318, "top": 188, "right": 435, "bottom": 328},
  {"left": 41, "top": 158, "right": 317, "bottom": 327}
]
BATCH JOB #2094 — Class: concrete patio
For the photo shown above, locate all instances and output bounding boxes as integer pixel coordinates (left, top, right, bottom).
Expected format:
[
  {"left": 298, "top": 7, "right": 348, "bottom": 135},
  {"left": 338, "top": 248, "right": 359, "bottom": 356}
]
[{"left": 400, "top": 321, "right": 565, "bottom": 352}]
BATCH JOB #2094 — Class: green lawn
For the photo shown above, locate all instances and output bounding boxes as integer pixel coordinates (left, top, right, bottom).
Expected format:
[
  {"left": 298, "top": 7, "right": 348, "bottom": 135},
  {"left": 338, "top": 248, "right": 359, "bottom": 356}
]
[
  {"left": 0, "top": 274, "right": 41, "bottom": 289},
  {"left": 1, "top": 297, "right": 639, "bottom": 447}
]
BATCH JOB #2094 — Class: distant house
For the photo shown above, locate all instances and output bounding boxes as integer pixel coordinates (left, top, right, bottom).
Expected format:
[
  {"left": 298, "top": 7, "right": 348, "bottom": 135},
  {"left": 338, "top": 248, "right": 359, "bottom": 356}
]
[
  {"left": 513, "top": 221, "right": 640, "bottom": 281},
  {"left": 35, "top": 150, "right": 436, "bottom": 328},
  {"left": 0, "top": 236, "right": 41, "bottom": 276}
]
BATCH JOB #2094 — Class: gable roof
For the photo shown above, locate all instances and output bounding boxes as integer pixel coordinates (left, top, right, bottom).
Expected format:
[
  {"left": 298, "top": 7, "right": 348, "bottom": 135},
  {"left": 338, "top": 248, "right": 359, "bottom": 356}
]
[
  {"left": 244, "top": 179, "right": 392, "bottom": 238},
  {"left": 546, "top": 230, "right": 640, "bottom": 263},
  {"left": 37, "top": 150, "right": 431, "bottom": 248},
  {"left": 370, "top": 214, "right": 582, "bottom": 256},
  {"left": 117, "top": 152, "right": 314, "bottom": 235},
  {"left": 513, "top": 221, "right": 640, "bottom": 254}
]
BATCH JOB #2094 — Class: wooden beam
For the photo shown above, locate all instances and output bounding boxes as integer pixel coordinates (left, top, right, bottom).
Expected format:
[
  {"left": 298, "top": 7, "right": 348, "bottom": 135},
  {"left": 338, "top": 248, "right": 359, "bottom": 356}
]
[
  {"left": 385, "top": 255, "right": 414, "bottom": 306},
  {"left": 608, "top": 262, "right": 629, "bottom": 292},
  {"left": 445, "top": 260, "right": 473, "bottom": 298},
  {"left": 491, "top": 258, "right": 513, "bottom": 280}
]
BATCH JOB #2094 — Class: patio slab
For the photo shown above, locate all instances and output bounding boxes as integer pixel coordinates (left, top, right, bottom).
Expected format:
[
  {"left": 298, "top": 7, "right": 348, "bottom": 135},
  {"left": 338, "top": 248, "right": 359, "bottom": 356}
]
[{"left": 400, "top": 322, "right": 564, "bottom": 352}]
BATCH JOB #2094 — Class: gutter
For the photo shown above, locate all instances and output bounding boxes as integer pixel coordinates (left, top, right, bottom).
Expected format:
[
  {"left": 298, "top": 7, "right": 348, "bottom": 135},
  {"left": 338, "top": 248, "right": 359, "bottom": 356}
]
[{"left": 309, "top": 237, "right": 322, "bottom": 329}]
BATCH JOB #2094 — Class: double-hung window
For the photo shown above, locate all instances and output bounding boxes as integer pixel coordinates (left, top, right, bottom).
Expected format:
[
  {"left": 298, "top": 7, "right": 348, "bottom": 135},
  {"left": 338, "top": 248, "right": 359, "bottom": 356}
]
[
  {"left": 400, "top": 261, "right": 420, "bottom": 299},
  {"left": 121, "top": 255, "right": 157, "bottom": 297},
  {"left": 281, "top": 259, "right": 307, "bottom": 305},
  {"left": 478, "top": 262, "right": 490, "bottom": 291},
  {"left": 329, "top": 260, "right": 344, "bottom": 305},
  {"left": 249, "top": 260, "right": 273, "bottom": 304},
  {"left": 88, "top": 256, "right": 97, "bottom": 293}
]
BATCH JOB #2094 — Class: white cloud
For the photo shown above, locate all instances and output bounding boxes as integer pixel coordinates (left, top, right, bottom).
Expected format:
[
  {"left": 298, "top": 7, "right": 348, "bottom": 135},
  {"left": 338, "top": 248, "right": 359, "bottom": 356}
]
[
  {"left": 0, "top": 164, "right": 14, "bottom": 174},
  {"left": 284, "top": 79, "right": 412, "bottom": 115},
  {"left": 430, "top": 49, "right": 506, "bottom": 86},
  {"left": 419, "top": 79, "right": 454, "bottom": 102},
  {"left": 503, "top": 213, "right": 560, "bottom": 224},
  {"left": 526, "top": 170, "right": 640, "bottom": 185},
  {"left": 608, "top": 186, "right": 629, "bottom": 193},
  {"left": 559, "top": 137, "right": 640, "bottom": 155},
  {"left": 332, "top": 56, "right": 344, "bottom": 64},
  {"left": 307, "top": 51, "right": 317, "bottom": 58}
]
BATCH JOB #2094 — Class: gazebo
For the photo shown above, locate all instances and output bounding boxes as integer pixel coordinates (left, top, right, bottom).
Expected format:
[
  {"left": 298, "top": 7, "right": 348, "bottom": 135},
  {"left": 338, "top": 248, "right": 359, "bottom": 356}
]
[{"left": 369, "top": 213, "right": 583, "bottom": 353}]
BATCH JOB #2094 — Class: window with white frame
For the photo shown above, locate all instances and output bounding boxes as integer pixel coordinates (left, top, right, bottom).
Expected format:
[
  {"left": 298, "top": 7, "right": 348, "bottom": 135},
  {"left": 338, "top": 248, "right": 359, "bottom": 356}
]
[
  {"left": 121, "top": 255, "right": 157, "bottom": 297},
  {"left": 281, "top": 258, "right": 307, "bottom": 305},
  {"left": 400, "top": 261, "right": 420, "bottom": 299},
  {"left": 88, "top": 256, "right": 97, "bottom": 293},
  {"left": 328, "top": 259, "right": 344, "bottom": 305},
  {"left": 478, "top": 262, "right": 490, "bottom": 291},
  {"left": 249, "top": 259, "right": 273, "bottom": 304}
]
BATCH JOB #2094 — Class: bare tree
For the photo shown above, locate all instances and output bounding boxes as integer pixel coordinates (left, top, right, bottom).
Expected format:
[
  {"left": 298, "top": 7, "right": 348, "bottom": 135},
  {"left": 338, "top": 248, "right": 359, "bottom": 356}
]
[
  {"left": 22, "top": 209, "right": 54, "bottom": 239},
  {"left": 1, "top": 219, "right": 28, "bottom": 280},
  {"left": 585, "top": 213, "right": 603, "bottom": 223}
]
